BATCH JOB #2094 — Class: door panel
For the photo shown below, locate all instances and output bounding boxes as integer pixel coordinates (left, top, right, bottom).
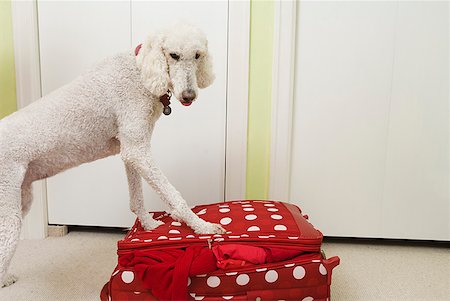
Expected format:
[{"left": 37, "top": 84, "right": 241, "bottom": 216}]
[
  {"left": 290, "top": 1, "right": 449, "bottom": 240},
  {"left": 39, "top": 1, "right": 228, "bottom": 227},
  {"left": 381, "top": 2, "right": 449, "bottom": 240},
  {"left": 290, "top": 1, "right": 397, "bottom": 237},
  {"left": 131, "top": 1, "right": 228, "bottom": 216}
]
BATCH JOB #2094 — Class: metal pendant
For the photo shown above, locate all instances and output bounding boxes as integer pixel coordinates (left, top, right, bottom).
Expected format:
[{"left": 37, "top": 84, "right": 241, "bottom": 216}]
[{"left": 163, "top": 106, "right": 172, "bottom": 115}]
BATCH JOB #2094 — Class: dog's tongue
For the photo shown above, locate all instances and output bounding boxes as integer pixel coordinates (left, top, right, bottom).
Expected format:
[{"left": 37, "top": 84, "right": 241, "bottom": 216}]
[{"left": 182, "top": 102, "right": 192, "bottom": 107}]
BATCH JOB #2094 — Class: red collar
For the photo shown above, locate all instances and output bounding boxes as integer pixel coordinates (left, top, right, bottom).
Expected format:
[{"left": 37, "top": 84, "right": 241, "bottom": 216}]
[
  {"left": 135, "top": 43, "right": 143, "bottom": 56},
  {"left": 135, "top": 43, "right": 171, "bottom": 115}
]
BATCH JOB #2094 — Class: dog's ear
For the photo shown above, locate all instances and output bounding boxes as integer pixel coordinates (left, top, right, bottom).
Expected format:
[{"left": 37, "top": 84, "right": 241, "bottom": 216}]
[
  {"left": 137, "top": 34, "right": 169, "bottom": 96},
  {"left": 196, "top": 50, "right": 215, "bottom": 89}
]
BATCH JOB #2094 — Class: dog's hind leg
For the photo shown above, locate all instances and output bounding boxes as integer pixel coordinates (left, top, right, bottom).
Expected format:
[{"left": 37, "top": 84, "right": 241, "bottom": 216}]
[
  {"left": 124, "top": 163, "right": 163, "bottom": 230},
  {"left": 21, "top": 173, "right": 33, "bottom": 218},
  {"left": 0, "top": 164, "right": 26, "bottom": 287}
]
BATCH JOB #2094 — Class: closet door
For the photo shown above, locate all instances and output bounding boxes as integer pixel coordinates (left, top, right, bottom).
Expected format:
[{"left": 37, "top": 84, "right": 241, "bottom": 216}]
[
  {"left": 381, "top": 2, "right": 449, "bottom": 240},
  {"left": 39, "top": 1, "right": 228, "bottom": 227},
  {"left": 131, "top": 1, "right": 228, "bottom": 222},
  {"left": 289, "top": 1, "right": 449, "bottom": 240}
]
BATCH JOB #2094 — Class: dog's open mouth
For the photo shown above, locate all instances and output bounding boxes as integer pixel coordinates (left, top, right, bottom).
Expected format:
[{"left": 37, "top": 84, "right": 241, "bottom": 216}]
[{"left": 181, "top": 101, "right": 193, "bottom": 107}]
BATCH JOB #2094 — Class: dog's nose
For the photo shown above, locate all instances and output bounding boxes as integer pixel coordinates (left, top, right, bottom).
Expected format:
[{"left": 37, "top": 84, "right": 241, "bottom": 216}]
[{"left": 181, "top": 90, "right": 196, "bottom": 102}]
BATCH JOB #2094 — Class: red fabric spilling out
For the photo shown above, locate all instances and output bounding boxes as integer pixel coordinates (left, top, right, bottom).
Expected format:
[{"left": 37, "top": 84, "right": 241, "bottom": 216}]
[
  {"left": 212, "top": 244, "right": 305, "bottom": 270},
  {"left": 119, "top": 246, "right": 217, "bottom": 300}
]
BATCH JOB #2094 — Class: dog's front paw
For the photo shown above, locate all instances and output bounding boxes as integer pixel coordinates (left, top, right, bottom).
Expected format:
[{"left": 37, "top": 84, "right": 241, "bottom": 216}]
[
  {"left": 194, "top": 222, "right": 226, "bottom": 235},
  {"left": 1, "top": 274, "right": 17, "bottom": 288},
  {"left": 139, "top": 215, "right": 164, "bottom": 231}
]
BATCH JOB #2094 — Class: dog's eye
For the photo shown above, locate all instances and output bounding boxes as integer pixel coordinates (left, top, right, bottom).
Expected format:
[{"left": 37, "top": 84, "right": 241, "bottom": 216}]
[
  {"left": 195, "top": 53, "right": 201, "bottom": 59},
  {"left": 170, "top": 53, "right": 180, "bottom": 60}
]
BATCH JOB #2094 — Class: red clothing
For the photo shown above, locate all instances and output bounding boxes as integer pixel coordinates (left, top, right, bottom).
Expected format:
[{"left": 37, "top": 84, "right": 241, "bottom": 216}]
[
  {"left": 212, "top": 244, "right": 304, "bottom": 270},
  {"left": 119, "top": 246, "right": 217, "bottom": 300}
]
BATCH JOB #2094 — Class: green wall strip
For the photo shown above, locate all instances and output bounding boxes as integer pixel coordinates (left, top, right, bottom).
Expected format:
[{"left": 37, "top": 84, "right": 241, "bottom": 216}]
[
  {"left": 0, "top": 0, "right": 17, "bottom": 119},
  {"left": 246, "top": 0, "right": 274, "bottom": 199}
]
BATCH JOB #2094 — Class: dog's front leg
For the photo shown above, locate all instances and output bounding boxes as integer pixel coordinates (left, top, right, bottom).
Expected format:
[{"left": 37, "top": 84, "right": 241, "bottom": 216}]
[
  {"left": 120, "top": 139, "right": 225, "bottom": 235},
  {"left": 124, "top": 163, "right": 164, "bottom": 230}
]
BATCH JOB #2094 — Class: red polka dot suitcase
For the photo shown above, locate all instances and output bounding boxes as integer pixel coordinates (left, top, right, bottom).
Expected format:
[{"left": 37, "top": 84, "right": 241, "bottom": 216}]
[{"left": 101, "top": 200, "right": 340, "bottom": 301}]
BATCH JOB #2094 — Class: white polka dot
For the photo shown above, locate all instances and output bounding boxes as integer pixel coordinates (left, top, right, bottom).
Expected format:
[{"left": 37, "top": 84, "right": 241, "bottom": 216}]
[
  {"left": 222, "top": 297, "right": 233, "bottom": 300},
  {"left": 229, "top": 235, "right": 241, "bottom": 239},
  {"left": 171, "top": 221, "right": 182, "bottom": 226},
  {"left": 197, "top": 209, "right": 207, "bottom": 215},
  {"left": 188, "top": 277, "right": 191, "bottom": 286},
  {"left": 215, "top": 237, "right": 225, "bottom": 242},
  {"left": 157, "top": 236, "right": 168, "bottom": 240},
  {"left": 236, "top": 274, "right": 250, "bottom": 286},
  {"left": 265, "top": 270, "right": 278, "bottom": 283},
  {"left": 207, "top": 276, "right": 221, "bottom": 288},
  {"left": 293, "top": 266, "right": 306, "bottom": 279},
  {"left": 319, "top": 264, "right": 327, "bottom": 275},
  {"left": 241, "top": 234, "right": 250, "bottom": 237},
  {"left": 267, "top": 208, "right": 279, "bottom": 212},
  {"left": 186, "top": 235, "right": 195, "bottom": 238},
  {"left": 195, "top": 296, "right": 205, "bottom": 301},
  {"left": 245, "top": 214, "right": 257, "bottom": 221},
  {"left": 220, "top": 217, "right": 232, "bottom": 225},
  {"left": 243, "top": 207, "right": 255, "bottom": 212},
  {"left": 312, "top": 260, "right": 321, "bottom": 262},
  {"left": 131, "top": 238, "right": 139, "bottom": 242},
  {"left": 264, "top": 204, "right": 275, "bottom": 207},
  {"left": 256, "top": 268, "right": 267, "bottom": 272},
  {"left": 247, "top": 226, "right": 260, "bottom": 231},
  {"left": 169, "top": 229, "right": 180, "bottom": 234},
  {"left": 169, "top": 237, "right": 182, "bottom": 240},
  {"left": 213, "top": 234, "right": 222, "bottom": 237},
  {"left": 218, "top": 204, "right": 229, "bottom": 208},
  {"left": 226, "top": 272, "right": 238, "bottom": 276},
  {"left": 274, "top": 225, "right": 287, "bottom": 231},
  {"left": 271, "top": 214, "right": 283, "bottom": 220},
  {"left": 219, "top": 208, "right": 231, "bottom": 213},
  {"left": 258, "top": 235, "right": 270, "bottom": 239},
  {"left": 242, "top": 204, "right": 253, "bottom": 207},
  {"left": 144, "top": 239, "right": 152, "bottom": 242},
  {"left": 302, "top": 297, "right": 313, "bottom": 301},
  {"left": 284, "top": 263, "right": 295, "bottom": 268},
  {"left": 288, "top": 236, "right": 299, "bottom": 240},
  {"left": 121, "top": 271, "right": 134, "bottom": 284},
  {"left": 196, "top": 274, "right": 207, "bottom": 277},
  {"left": 199, "top": 236, "right": 211, "bottom": 239}
]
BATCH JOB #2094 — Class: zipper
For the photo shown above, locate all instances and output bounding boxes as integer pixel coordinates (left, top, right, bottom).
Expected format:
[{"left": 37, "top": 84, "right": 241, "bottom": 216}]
[
  {"left": 208, "top": 252, "right": 323, "bottom": 275},
  {"left": 117, "top": 237, "right": 321, "bottom": 255}
]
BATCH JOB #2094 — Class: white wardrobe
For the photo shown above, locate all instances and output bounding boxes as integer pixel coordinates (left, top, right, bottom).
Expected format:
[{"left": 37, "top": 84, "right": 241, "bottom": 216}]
[
  {"left": 289, "top": 1, "right": 449, "bottom": 240},
  {"left": 36, "top": 1, "right": 239, "bottom": 228}
]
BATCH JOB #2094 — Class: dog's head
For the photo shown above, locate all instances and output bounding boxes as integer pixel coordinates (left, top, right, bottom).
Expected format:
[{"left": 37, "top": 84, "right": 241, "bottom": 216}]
[{"left": 136, "top": 23, "right": 215, "bottom": 106}]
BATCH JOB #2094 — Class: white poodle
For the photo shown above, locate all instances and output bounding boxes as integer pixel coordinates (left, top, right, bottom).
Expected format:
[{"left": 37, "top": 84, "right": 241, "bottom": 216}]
[{"left": 0, "top": 23, "right": 225, "bottom": 287}]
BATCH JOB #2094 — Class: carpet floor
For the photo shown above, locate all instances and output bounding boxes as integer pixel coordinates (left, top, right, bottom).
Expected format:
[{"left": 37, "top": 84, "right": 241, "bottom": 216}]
[{"left": 0, "top": 230, "right": 448, "bottom": 301}]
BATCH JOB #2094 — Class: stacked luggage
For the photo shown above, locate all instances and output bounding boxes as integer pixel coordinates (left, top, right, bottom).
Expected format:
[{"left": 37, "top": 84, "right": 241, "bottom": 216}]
[{"left": 101, "top": 200, "right": 340, "bottom": 301}]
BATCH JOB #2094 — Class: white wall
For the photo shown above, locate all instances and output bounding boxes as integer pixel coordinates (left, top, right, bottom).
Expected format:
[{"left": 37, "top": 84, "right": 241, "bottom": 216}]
[{"left": 290, "top": 1, "right": 449, "bottom": 240}]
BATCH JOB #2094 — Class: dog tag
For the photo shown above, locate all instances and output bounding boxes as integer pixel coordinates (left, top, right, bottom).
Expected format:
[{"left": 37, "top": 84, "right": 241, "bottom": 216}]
[{"left": 163, "top": 106, "right": 172, "bottom": 115}]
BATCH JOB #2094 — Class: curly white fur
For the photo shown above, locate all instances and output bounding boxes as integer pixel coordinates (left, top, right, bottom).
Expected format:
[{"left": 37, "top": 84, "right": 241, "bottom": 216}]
[{"left": 0, "top": 23, "right": 222, "bottom": 287}]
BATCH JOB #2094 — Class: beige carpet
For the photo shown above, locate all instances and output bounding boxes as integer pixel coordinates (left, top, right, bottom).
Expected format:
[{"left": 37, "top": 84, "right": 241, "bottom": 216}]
[{"left": 0, "top": 230, "right": 448, "bottom": 301}]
